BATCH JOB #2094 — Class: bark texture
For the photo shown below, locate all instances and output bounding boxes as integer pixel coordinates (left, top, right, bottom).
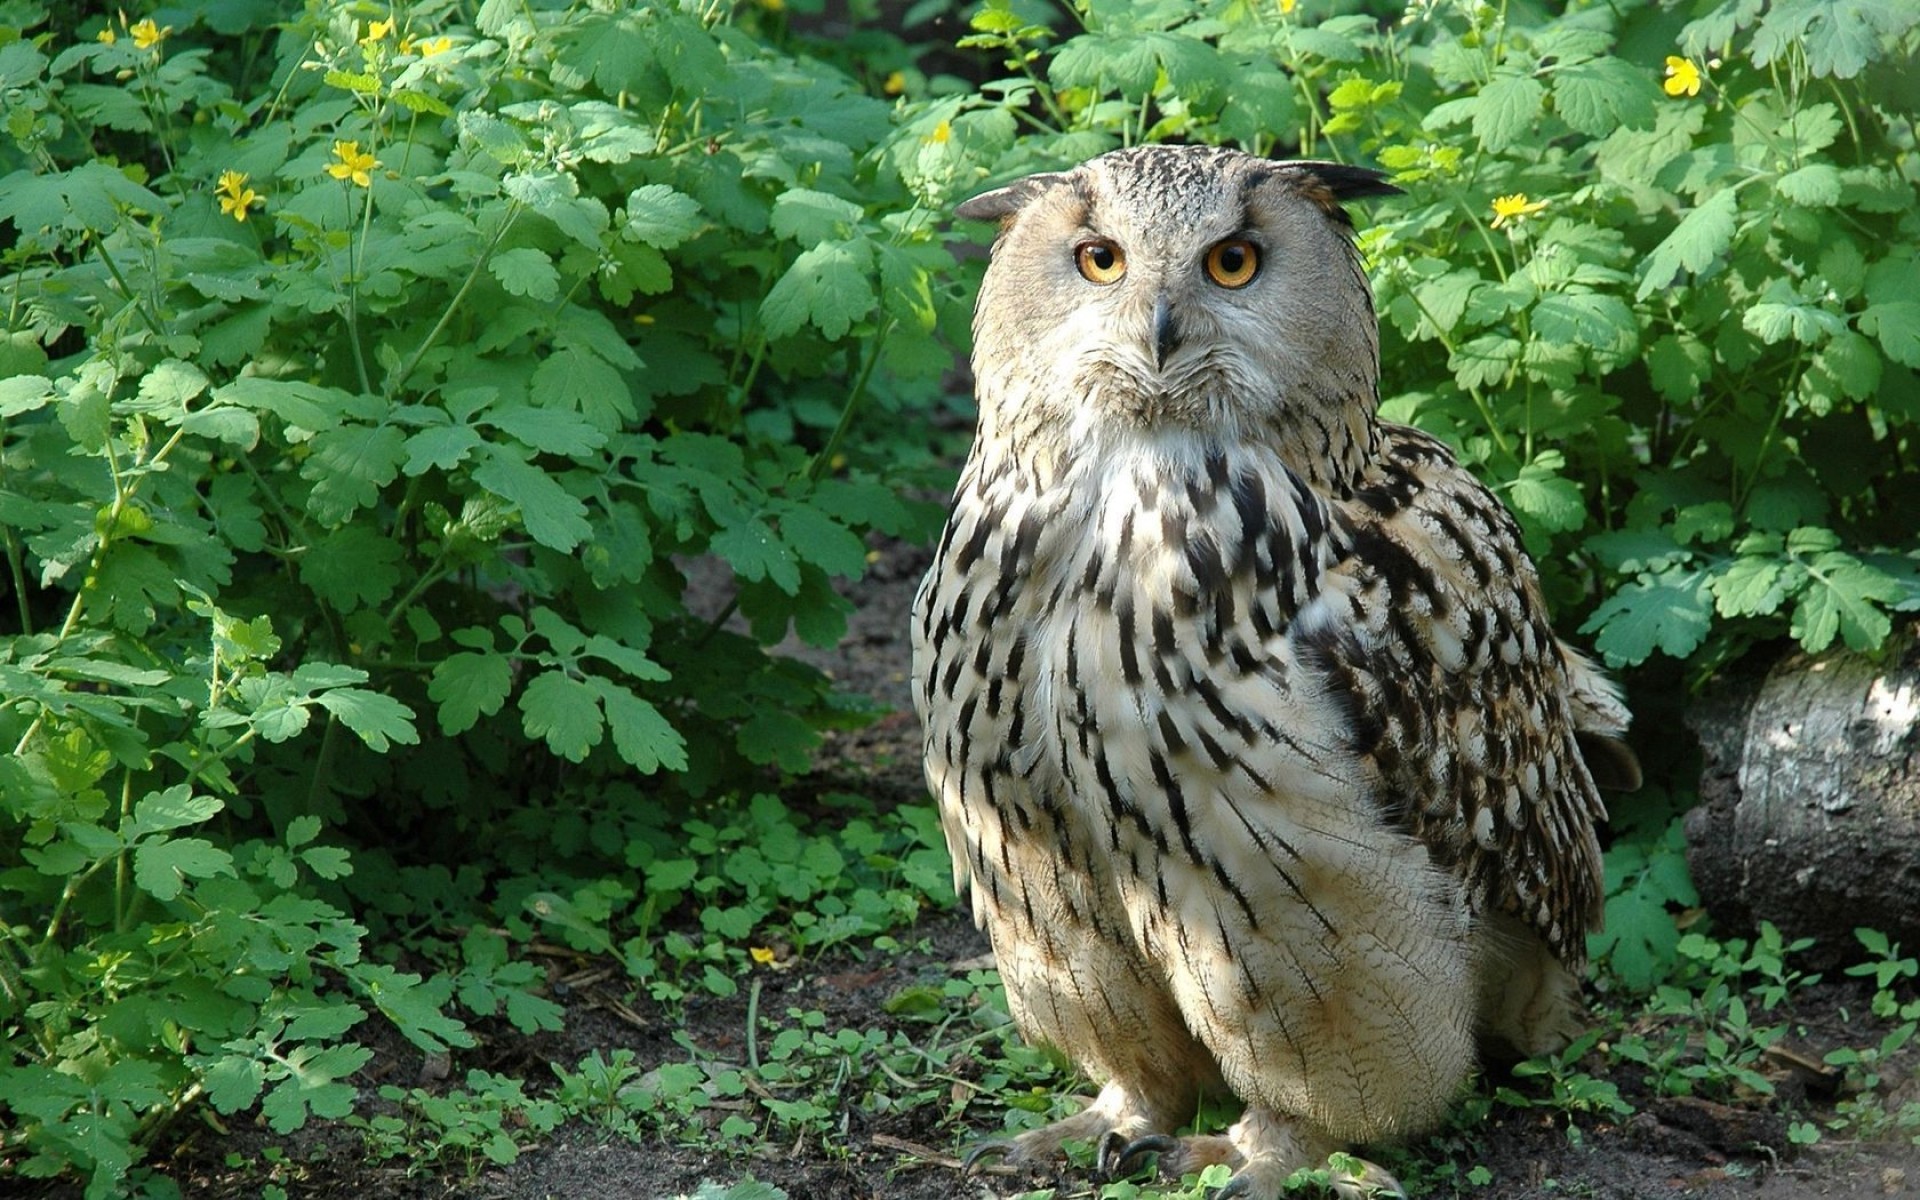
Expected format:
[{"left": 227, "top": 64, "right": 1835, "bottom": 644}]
[{"left": 1685, "top": 629, "right": 1920, "bottom": 955}]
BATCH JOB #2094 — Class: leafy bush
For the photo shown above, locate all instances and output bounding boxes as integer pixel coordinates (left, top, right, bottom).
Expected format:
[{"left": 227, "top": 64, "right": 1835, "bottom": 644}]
[{"left": 1, "top": 0, "right": 970, "bottom": 1191}]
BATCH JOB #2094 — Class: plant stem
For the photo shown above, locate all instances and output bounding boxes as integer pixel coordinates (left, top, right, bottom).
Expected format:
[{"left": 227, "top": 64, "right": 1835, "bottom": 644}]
[
  {"left": 389, "top": 200, "right": 524, "bottom": 397},
  {"left": 92, "top": 235, "right": 167, "bottom": 339}
]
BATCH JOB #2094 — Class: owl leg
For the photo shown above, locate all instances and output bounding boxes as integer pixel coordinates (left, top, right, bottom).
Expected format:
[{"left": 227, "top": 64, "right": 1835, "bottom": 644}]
[
  {"left": 1106, "top": 1107, "right": 1404, "bottom": 1199},
  {"left": 962, "top": 1079, "right": 1181, "bottom": 1174}
]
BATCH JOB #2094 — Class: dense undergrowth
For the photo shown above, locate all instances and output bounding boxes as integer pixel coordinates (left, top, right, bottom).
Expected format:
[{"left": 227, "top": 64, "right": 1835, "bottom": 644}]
[{"left": 2, "top": 0, "right": 1917, "bottom": 1195}]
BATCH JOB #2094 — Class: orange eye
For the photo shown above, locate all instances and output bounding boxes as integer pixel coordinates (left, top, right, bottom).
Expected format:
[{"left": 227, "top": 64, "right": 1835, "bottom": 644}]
[
  {"left": 1075, "top": 239, "right": 1127, "bottom": 284},
  {"left": 1205, "top": 239, "right": 1260, "bottom": 288}
]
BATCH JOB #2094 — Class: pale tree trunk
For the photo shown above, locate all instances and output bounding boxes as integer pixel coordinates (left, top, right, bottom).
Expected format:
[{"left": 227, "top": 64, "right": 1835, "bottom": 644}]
[{"left": 1685, "top": 627, "right": 1920, "bottom": 957}]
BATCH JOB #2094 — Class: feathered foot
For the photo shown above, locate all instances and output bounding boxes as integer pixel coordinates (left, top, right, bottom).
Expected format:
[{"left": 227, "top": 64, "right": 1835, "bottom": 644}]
[
  {"left": 961, "top": 1080, "right": 1174, "bottom": 1175},
  {"left": 1102, "top": 1106, "right": 1405, "bottom": 1199}
]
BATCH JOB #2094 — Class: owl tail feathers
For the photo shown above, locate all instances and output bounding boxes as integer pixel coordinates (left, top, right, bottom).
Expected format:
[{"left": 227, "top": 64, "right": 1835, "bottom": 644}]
[{"left": 1562, "top": 644, "right": 1643, "bottom": 792}]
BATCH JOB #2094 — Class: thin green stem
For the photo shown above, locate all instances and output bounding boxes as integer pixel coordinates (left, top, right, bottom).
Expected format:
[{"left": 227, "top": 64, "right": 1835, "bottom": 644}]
[
  {"left": 388, "top": 200, "right": 525, "bottom": 397},
  {"left": 92, "top": 235, "right": 166, "bottom": 339},
  {"left": 114, "top": 770, "right": 136, "bottom": 933},
  {"left": 3, "top": 521, "right": 32, "bottom": 636},
  {"left": 345, "top": 183, "right": 378, "bottom": 394},
  {"left": 746, "top": 977, "right": 763, "bottom": 1071},
  {"left": 382, "top": 547, "right": 455, "bottom": 633}
]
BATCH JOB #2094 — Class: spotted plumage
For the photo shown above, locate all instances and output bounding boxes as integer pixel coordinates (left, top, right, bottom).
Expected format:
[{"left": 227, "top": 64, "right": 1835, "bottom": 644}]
[{"left": 911, "top": 145, "right": 1636, "bottom": 1197}]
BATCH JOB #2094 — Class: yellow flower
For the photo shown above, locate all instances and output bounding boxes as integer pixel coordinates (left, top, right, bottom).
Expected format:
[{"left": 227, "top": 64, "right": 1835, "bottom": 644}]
[
  {"left": 129, "top": 18, "right": 168, "bottom": 49},
  {"left": 1280, "top": 0, "right": 1298, "bottom": 12},
  {"left": 96, "top": 26, "right": 117, "bottom": 44},
  {"left": 761, "top": 0, "right": 785, "bottom": 9},
  {"left": 326, "top": 140, "right": 379, "bottom": 187},
  {"left": 403, "top": 33, "right": 453, "bottom": 56},
  {"left": 363, "top": 16, "right": 395, "bottom": 45},
  {"left": 217, "top": 170, "right": 261, "bottom": 222},
  {"left": 1490, "top": 193, "right": 1548, "bottom": 229},
  {"left": 749, "top": 946, "right": 775, "bottom": 965},
  {"left": 883, "top": 70, "right": 906, "bottom": 96},
  {"left": 1663, "top": 55, "right": 1702, "bottom": 98},
  {"left": 924, "top": 120, "right": 951, "bottom": 145}
]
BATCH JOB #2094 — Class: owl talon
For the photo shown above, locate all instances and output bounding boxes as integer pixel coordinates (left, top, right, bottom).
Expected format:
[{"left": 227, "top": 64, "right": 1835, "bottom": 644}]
[
  {"left": 1099, "top": 1132, "right": 1179, "bottom": 1180},
  {"left": 1211, "top": 1176, "right": 1257, "bottom": 1200},
  {"left": 959, "top": 1138, "right": 1017, "bottom": 1176}
]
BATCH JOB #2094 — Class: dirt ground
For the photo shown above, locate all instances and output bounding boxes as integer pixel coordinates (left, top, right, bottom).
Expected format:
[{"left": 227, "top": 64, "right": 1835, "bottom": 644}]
[{"left": 16, "top": 535, "right": 1920, "bottom": 1200}]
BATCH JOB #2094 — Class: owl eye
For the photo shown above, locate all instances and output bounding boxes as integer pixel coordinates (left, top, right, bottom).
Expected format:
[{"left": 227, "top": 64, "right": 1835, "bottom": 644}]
[
  {"left": 1074, "top": 239, "right": 1127, "bottom": 285},
  {"left": 1204, "top": 239, "right": 1260, "bottom": 288}
]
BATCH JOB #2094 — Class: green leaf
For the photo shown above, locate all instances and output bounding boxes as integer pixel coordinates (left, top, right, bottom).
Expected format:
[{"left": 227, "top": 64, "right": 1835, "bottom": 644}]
[
  {"left": 480, "top": 405, "right": 607, "bottom": 456},
  {"left": 1473, "top": 72, "right": 1544, "bottom": 152},
  {"left": 429, "top": 653, "right": 513, "bottom": 734},
  {"left": 489, "top": 247, "right": 559, "bottom": 301},
  {"left": 760, "top": 240, "right": 876, "bottom": 341},
  {"left": 1579, "top": 570, "right": 1715, "bottom": 666},
  {"left": 713, "top": 518, "right": 802, "bottom": 595},
  {"left": 1550, "top": 57, "right": 1656, "bottom": 136},
  {"left": 623, "top": 183, "right": 704, "bottom": 248},
  {"left": 1750, "top": 0, "right": 1918, "bottom": 79},
  {"left": 353, "top": 964, "right": 474, "bottom": 1054},
  {"left": 1792, "top": 551, "right": 1903, "bottom": 653},
  {"left": 1637, "top": 190, "right": 1739, "bottom": 300},
  {"left": 1860, "top": 300, "right": 1920, "bottom": 369},
  {"left": 1777, "top": 163, "right": 1842, "bottom": 207},
  {"left": 303, "top": 421, "right": 405, "bottom": 523},
  {"left": 314, "top": 687, "right": 420, "bottom": 752},
  {"left": 300, "top": 526, "right": 404, "bottom": 611},
  {"left": 1505, "top": 459, "right": 1587, "bottom": 533},
  {"left": 0, "top": 374, "right": 54, "bottom": 417},
  {"left": 202, "top": 1055, "right": 265, "bottom": 1115},
  {"left": 530, "top": 345, "right": 635, "bottom": 432},
  {"left": 521, "top": 670, "right": 603, "bottom": 761},
  {"left": 404, "top": 423, "right": 484, "bottom": 474},
  {"left": 589, "top": 677, "right": 688, "bottom": 774},
  {"left": 472, "top": 449, "right": 592, "bottom": 552},
  {"left": 134, "top": 836, "right": 236, "bottom": 901},
  {"left": 1712, "top": 555, "right": 1793, "bottom": 618},
  {"left": 1646, "top": 333, "right": 1712, "bottom": 403},
  {"left": 130, "top": 786, "right": 222, "bottom": 836},
  {"left": 1532, "top": 292, "right": 1637, "bottom": 353},
  {"left": 769, "top": 188, "right": 865, "bottom": 246},
  {"left": 776, "top": 505, "right": 868, "bottom": 578}
]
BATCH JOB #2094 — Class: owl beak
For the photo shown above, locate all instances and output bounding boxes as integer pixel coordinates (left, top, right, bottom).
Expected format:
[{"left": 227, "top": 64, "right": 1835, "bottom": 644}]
[{"left": 1152, "top": 293, "right": 1181, "bottom": 368}]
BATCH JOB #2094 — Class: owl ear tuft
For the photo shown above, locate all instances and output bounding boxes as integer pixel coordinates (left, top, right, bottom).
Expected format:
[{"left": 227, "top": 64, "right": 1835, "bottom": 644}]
[
  {"left": 1288, "top": 161, "right": 1403, "bottom": 202},
  {"left": 955, "top": 172, "right": 1071, "bottom": 224}
]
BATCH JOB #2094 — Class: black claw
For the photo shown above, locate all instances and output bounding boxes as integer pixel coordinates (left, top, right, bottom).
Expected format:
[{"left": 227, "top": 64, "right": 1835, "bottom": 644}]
[
  {"left": 1104, "top": 1133, "right": 1180, "bottom": 1180},
  {"left": 1211, "top": 1176, "right": 1256, "bottom": 1200},
  {"left": 960, "top": 1139, "right": 1015, "bottom": 1176}
]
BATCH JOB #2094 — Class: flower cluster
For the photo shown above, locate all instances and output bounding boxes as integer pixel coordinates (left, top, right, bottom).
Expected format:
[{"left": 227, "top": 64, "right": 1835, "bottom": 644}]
[
  {"left": 1490, "top": 193, "right": 1547, "bottom": 229},
  {"left": 1664, "top": 55, "right": 1702, "bottom": 98},
  {"left": 327, "top": 140, "right": 379, "bottom": 187},
  {"left": 216, "top": 170, "right": 260, "bottom": 222},
  {"left": 95, "top": 13, "right": 169, "bottom": 49}
]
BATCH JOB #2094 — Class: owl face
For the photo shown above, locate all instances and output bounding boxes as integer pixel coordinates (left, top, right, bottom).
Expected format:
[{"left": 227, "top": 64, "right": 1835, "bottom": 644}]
[{"left": 962, "top": 147, "right": 1398, "bottom": 472}]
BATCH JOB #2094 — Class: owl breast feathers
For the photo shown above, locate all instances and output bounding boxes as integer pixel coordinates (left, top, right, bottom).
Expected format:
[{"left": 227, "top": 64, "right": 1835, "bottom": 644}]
[{"left": 910, "top": 145, "right": 1637, "bottom": 1197}]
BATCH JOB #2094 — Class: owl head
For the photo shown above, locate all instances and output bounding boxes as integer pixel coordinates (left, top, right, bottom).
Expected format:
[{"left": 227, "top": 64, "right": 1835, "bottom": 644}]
[{"left": 959, "top": 145, "right": 1399, "bottom": 491}]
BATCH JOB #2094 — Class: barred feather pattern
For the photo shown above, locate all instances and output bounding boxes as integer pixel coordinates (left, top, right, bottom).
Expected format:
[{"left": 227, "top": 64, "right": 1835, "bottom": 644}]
[{"left": 911, "top": 145, "right": 1631, "bottom": 1174}]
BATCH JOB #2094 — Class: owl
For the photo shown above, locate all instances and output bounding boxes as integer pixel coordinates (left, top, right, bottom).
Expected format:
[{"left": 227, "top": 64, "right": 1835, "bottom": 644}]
[{"left": 910, "top": 145, "right": 1639, "bottom": 1197}]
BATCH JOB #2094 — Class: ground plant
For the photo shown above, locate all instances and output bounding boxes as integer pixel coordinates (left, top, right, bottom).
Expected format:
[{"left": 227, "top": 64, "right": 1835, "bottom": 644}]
[{"left": 2, "top": 0, "right": 1917, "bottom": 1196}]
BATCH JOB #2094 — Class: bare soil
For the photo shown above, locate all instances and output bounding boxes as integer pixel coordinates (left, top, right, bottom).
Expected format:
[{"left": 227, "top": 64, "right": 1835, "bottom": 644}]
[{"left": 13, "top": 536, "right": 1920, "bottom": 1200}]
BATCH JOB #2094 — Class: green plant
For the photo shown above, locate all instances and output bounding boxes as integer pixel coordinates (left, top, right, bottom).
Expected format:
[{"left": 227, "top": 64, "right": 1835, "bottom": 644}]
[
  {"left": 352, "top": 1069, "right": 562, "bottom": 1177},
  {"left": 1847, "top": 927, "right": 1920, "bottom": 1022},
  {"left": 1, "top": 0, "right": 975, "bottom": 1190}
]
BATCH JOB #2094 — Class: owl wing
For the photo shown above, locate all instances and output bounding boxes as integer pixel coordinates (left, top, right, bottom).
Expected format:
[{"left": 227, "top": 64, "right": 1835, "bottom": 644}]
[{"left": 1303, "top": 424, "right": 1635, "bottom": 968}]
